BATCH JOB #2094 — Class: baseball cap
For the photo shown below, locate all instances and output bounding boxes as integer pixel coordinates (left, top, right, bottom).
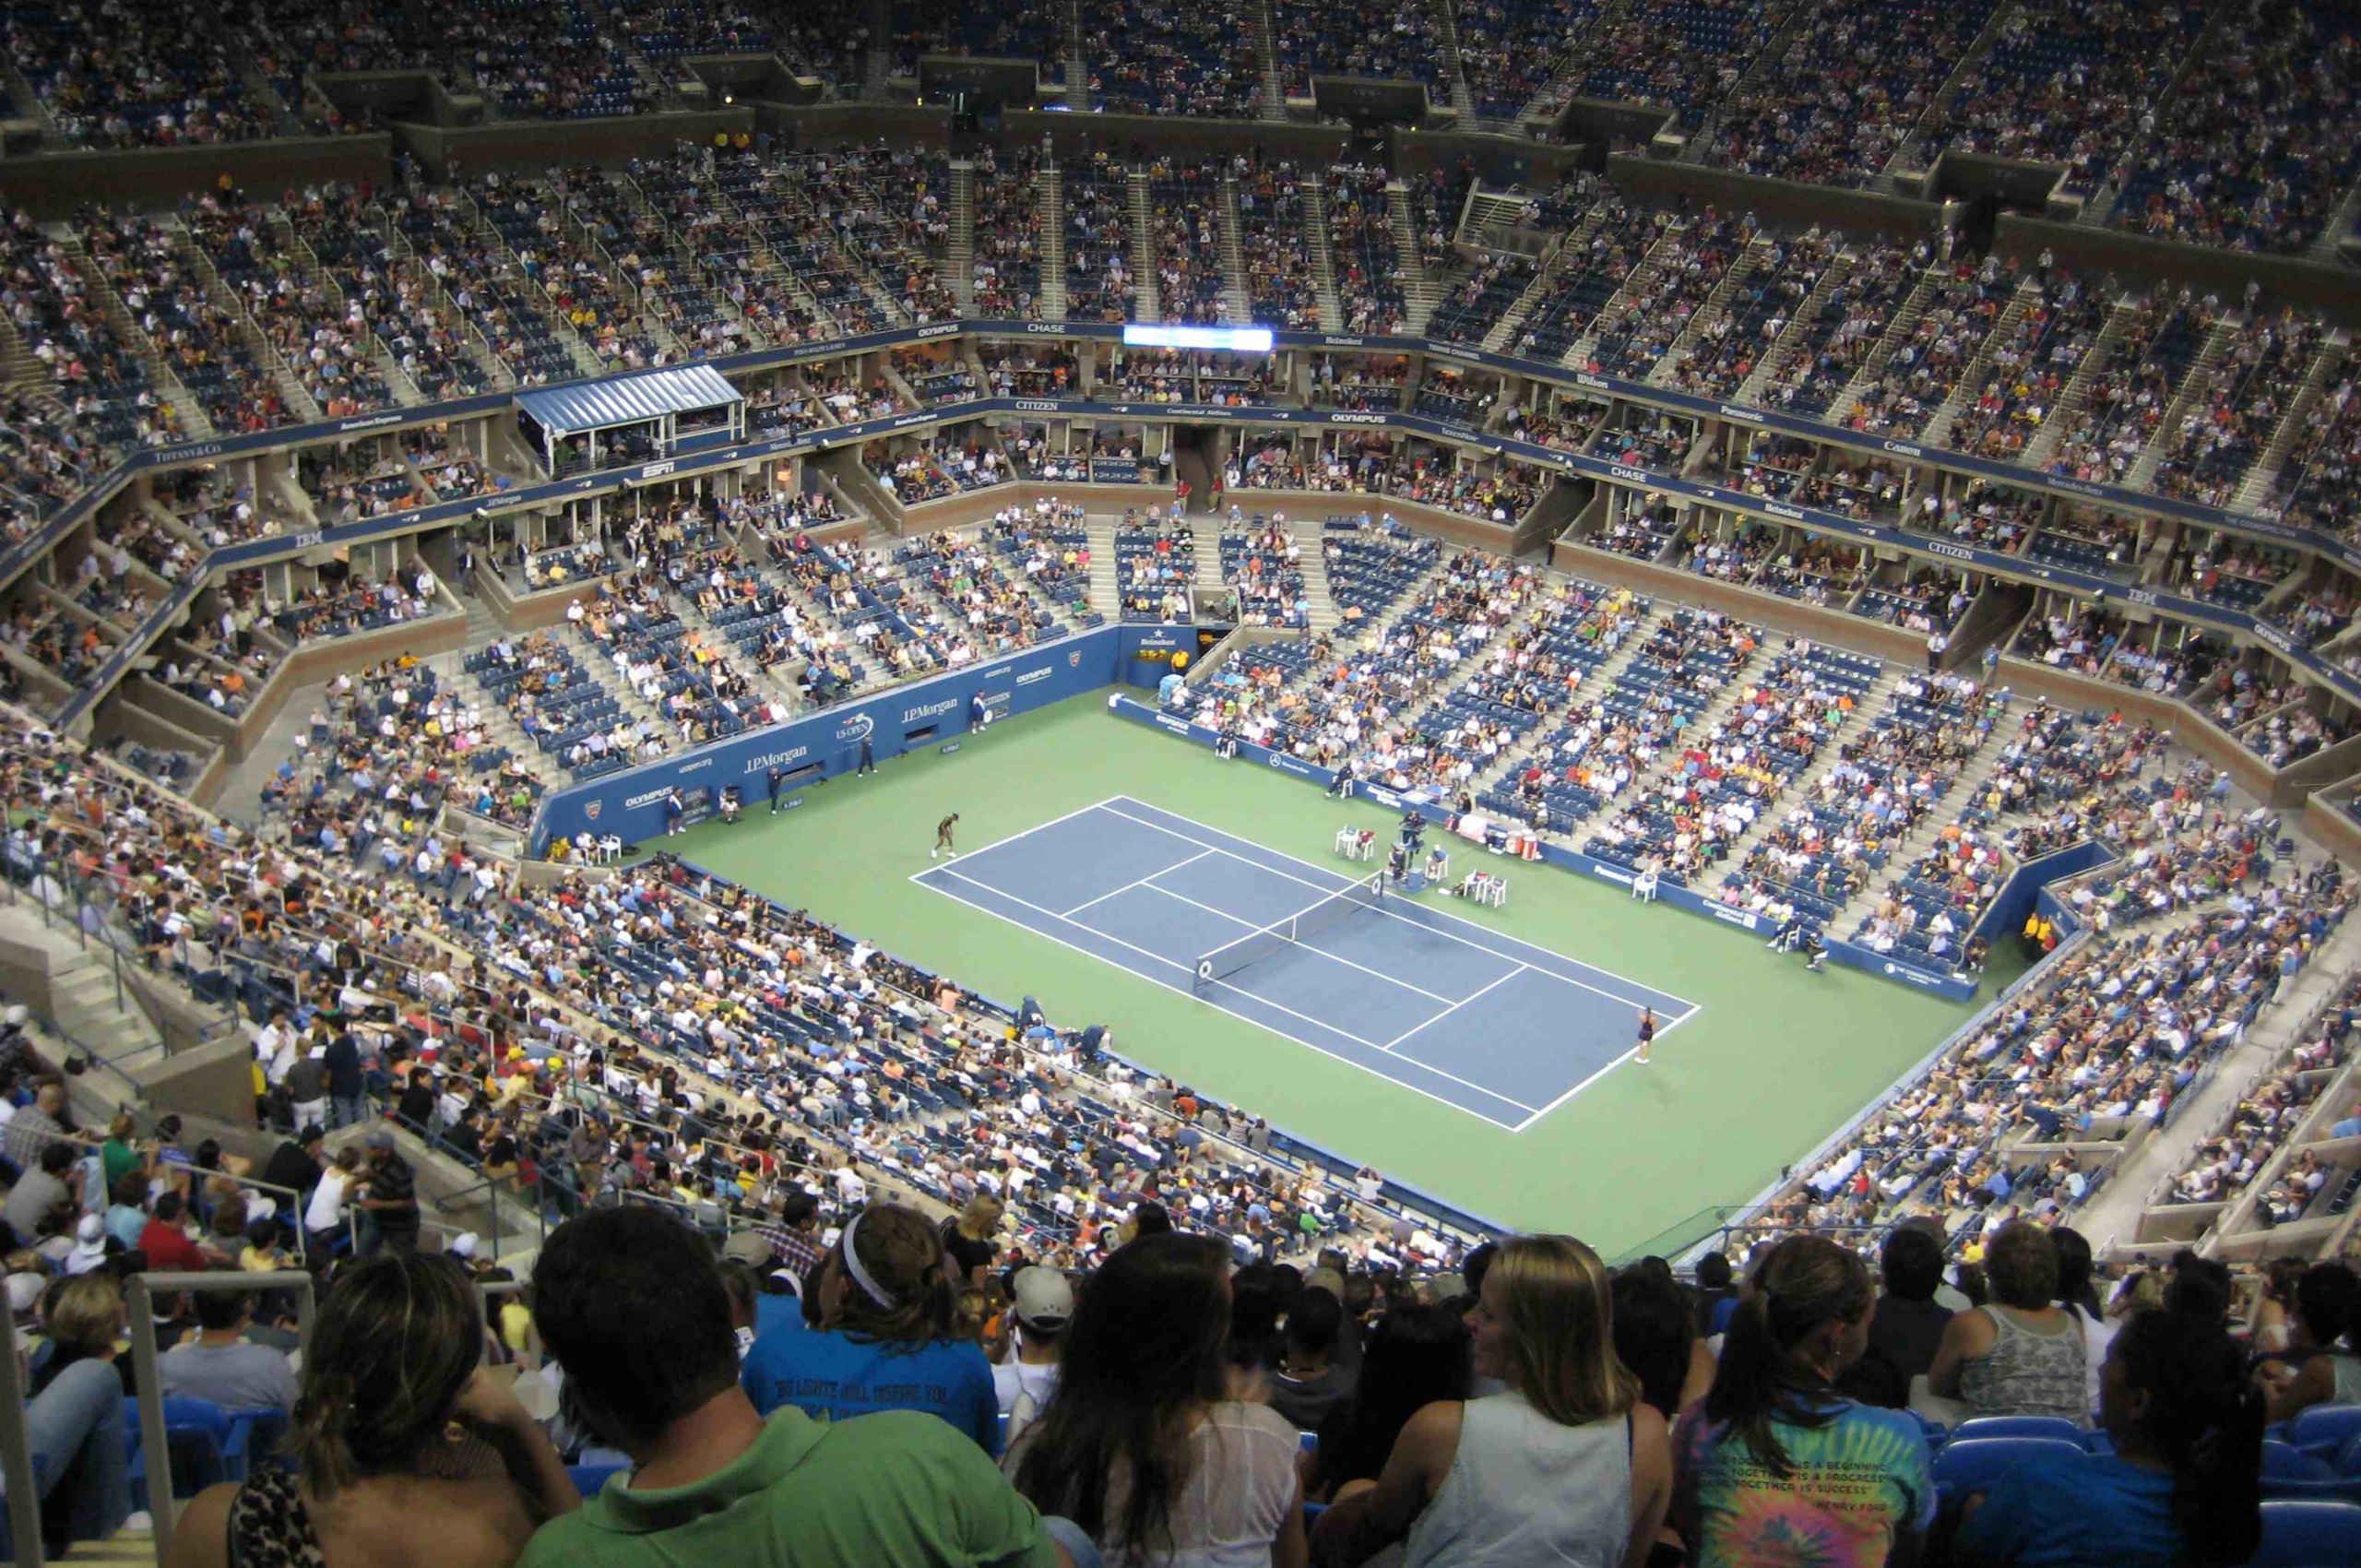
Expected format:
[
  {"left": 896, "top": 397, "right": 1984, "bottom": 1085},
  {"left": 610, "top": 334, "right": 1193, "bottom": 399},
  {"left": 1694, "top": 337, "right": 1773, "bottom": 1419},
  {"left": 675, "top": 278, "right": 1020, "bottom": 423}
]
[
  {"left": 364, "top": 1126, "right": 396, "bottom": 1150},
  {"left": 1011, "top": 1265, "right": 1074, "bottom": 1333},
  {"left": 723, "top": 1230, "right": 776, "bottom": 1267},
  {"left": 448, "top": 1232, "right": 481, "bottom": 1261},
  {"left": 1304, "top": 1266, "right": 1347, "bottom": 1301}
]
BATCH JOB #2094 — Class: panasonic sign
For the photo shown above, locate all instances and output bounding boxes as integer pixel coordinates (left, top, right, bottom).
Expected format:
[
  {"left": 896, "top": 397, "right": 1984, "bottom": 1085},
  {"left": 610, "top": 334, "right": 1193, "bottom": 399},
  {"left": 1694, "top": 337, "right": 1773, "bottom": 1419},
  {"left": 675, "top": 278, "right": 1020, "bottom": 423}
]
[{"left": 1718, "top": 406, "right": 1763, "bottom": 424}]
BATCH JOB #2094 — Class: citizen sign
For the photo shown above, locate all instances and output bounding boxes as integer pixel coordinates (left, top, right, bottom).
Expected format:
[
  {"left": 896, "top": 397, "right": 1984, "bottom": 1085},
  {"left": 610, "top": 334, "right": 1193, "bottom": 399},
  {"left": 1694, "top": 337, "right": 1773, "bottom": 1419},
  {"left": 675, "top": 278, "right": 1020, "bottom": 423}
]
[
  {"left": 1928, "top": 541, "right": 1975, "bottom": 562},
  {"left": 1014, "top": 400, "right": 1061, "bottom": 412}
]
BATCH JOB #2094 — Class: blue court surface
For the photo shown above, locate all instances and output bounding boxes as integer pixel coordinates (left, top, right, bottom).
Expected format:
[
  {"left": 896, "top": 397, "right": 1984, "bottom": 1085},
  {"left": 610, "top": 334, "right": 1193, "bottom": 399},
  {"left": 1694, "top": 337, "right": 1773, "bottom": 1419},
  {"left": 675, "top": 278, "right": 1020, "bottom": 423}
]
[{"left": 911, "top": 796, "right": 1701, "bottom": 1130}]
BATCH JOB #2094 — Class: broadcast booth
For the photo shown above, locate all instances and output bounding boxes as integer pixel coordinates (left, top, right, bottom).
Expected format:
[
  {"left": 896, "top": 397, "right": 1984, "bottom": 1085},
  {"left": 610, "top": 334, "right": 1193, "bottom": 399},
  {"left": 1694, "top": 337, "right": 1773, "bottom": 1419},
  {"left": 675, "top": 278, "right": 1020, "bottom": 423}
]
[{"left": 516, "top": 362, "right": 746, "bottom": 478}]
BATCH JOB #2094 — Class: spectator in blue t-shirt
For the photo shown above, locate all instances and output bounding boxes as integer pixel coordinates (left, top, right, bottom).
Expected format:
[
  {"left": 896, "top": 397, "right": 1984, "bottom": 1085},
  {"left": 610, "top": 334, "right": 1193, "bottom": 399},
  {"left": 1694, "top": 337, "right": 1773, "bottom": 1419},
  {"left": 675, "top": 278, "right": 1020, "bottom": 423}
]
[
  {"left": 1952, "top": 1309, "right": 2263, "bottom": 1568},
  {"left": 741, "top": 1202, "right": 999, "bottom": 1454}
]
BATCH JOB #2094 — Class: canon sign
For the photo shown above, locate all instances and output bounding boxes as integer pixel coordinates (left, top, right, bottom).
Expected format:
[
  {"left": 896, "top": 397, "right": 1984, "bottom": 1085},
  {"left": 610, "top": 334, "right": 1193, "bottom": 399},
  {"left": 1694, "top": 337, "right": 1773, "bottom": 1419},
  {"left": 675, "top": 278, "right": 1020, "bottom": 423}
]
[{"left": 1880, "top": 440, "right": 1925, "bottom": 459}]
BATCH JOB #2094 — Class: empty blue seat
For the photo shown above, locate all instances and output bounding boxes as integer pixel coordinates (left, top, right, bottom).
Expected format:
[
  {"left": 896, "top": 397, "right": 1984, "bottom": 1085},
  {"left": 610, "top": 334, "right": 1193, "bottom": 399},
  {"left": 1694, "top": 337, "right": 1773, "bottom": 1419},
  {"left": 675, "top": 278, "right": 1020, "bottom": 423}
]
[
  {"left": 2242, "top": 1500, "right": 2361, "bottom": 1567},
  {"left": 1932, "top": 1436, "right": 2086, "bottom": 1503}
]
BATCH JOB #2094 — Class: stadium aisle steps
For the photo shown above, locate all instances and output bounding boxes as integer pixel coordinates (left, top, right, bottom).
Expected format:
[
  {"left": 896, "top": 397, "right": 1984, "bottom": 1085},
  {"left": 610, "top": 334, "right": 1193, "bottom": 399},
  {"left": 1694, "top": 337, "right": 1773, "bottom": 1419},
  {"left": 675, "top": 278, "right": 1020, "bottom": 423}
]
[
  {"left": 1290, "top": 517, "right": 1340, "bottom": 633},
  {"left": 1820, "top": 707, "right": 2018, "bottom": 935},
  {"left": 2071, "top": 915, "right": 2361, "bottom": 1253},
  {"left": 1086, "top": 515, "right": 1123, "bottom": 621}
]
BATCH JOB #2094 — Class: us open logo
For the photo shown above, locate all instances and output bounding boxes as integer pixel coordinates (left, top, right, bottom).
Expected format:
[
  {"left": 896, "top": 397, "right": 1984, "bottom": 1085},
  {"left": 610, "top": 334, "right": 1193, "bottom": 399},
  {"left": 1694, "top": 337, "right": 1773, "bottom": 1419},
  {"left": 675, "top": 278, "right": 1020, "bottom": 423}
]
[{"left": 584, "top": 801, "right": 601, "bottom": 821}]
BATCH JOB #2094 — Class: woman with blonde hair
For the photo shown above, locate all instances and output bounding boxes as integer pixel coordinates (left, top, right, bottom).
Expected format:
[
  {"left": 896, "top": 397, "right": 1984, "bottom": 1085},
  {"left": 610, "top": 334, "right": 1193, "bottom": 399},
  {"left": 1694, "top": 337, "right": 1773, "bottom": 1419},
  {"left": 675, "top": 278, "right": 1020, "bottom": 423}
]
[
  {"left": 1312, "top": 1233, "right": 1671, "bottom": 1567},
  {"left": 163, "top": 1252, "right": 575, "bottom": 1568},
  {"left": 740, "top": 1201, "right": 1001, "bottom": 1453},
  {"left": 943, "top": 1191, "right": 1006, "bottom": 1286},
  {"left": 34, "top": 1274, "right": 135, "bottom": 1396}
]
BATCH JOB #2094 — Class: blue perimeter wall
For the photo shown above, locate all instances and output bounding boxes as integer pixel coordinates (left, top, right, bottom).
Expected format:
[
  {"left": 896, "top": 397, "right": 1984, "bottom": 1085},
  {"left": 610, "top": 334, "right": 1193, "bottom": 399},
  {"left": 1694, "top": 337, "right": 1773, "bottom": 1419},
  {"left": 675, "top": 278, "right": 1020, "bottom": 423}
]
[{"left": 535, "top": 624, "right": 1194, "bottom": 849}]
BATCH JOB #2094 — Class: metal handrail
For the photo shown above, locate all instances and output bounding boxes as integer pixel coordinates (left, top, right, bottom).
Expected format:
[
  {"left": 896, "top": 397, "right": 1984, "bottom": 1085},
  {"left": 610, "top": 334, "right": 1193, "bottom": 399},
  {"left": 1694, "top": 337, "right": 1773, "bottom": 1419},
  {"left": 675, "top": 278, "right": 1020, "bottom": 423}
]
[
  {"left": 125, "top": 1270, "right": 318, "bottom": 1551},
  {"left": 0, "top": 1290, "right": 45, "bottom": 1568}
]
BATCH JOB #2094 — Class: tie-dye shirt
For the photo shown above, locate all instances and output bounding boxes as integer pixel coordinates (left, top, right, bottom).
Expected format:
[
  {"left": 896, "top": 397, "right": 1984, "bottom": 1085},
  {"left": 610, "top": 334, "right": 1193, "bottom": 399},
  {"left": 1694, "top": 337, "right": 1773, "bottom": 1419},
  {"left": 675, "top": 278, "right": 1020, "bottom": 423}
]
[{"left": 1672, "top": 1397, "right": 1936, "bottom": 1568}]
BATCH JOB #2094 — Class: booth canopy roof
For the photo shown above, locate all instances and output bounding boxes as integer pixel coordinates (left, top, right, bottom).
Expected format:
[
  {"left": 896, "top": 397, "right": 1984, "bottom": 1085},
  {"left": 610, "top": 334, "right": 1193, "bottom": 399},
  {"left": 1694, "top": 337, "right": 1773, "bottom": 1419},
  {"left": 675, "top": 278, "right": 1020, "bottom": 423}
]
[{"left": 515, "top": 363, "right": 742, "bottom": 436}]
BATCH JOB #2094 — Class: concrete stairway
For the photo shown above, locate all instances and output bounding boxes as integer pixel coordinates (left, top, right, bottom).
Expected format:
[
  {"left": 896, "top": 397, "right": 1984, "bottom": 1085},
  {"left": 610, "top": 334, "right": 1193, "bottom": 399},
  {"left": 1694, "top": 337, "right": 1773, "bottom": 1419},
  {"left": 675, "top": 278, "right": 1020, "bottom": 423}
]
[
  {"left": 947, "top": 160, "right": 977, "bottom": 314},
  {"left": 1920, "top": 279, "right": 2043, "bottom": 450},
  {"left": 1562, "top": 217, "right": 1691, "bottom": 369},
  {"left": 1823, "top": 262, "right": 1944, "bottom": 422},
  {"left": 1738, "top": 246, "right": 1855, "bottom": 404},
  {"left": 1128, "top": 171, "right": 1162, "bottom": 323},
  {"left": 1086, "top": 513, "right": 1122, "bottom": 621},
  {"left": 1387, "top": 182, "right": 1439, "bottom": 333},
  {"left": 2126, "top": 312, "right": 2240, "bottom": 491},
  {"left": 2071, "top": 912, "right": 2361, "bottom": 1254},
  {"left": 1463, "top": 603, "right": 1667, "bottom": 798},
  {"left": 1253, "top": 0, "right": 1287, "bottom": 119},
  {"left": 1647, "top": 233, "right": 1767, "bottom": 388},
  {"left": 1711, "top": 664, "right": 1909, "bottom": 875},
  {"left": 1039, "top": 161, "right": 1071, "bottom": 321},
  {"left": 1216, "top": 176, "right": 1254, "bottom": 324},
  {"left": 2023, "top": 288, "right": 2142, "bottom": 469},
  {"left": 1300, "top": 178, "right": 1345, "bottom": 331},
  {"left": 2234, "top": 329, "right": 2349, "bottom": 515},
  {"left": 1821, "top": 707, "right": 2020, "bottom": 936},
  {"left": 1874, "top": 0, "right": 2018, "bottom": 190}
]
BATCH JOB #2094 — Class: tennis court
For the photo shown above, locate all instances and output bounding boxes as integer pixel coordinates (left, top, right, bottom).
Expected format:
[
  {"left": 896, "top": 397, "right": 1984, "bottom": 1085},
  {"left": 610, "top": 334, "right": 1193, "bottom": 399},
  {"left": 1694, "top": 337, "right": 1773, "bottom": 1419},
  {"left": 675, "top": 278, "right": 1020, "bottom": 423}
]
[{"left": 912, "top": 796, "right": 1700, "bottom": 1130}]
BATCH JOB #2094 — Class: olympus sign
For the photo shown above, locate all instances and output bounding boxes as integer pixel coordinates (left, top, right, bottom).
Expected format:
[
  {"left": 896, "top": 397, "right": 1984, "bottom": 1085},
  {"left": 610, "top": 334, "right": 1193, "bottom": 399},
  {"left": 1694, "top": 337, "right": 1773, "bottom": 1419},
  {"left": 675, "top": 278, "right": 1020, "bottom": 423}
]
[
  {"left": 2255, "top": 623, "right": 2294, "bottom": 654},
  {"left": 624, "top": 787, "right": 674, "bottom": 810},
  {"left": 1329, "top": 413, "right": 1389, "bottom": 424},
  {"left": 915, "top": 323, "right": 960, "bottom": 339},
  {"left": 1015, "top": 667, "right": 1056, "bottom": 687}
]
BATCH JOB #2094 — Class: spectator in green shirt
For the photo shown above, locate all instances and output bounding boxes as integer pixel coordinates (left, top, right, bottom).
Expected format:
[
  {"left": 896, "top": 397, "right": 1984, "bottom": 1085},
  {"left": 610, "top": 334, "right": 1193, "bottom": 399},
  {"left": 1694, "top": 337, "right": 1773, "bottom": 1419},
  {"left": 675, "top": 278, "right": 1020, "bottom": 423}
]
[{"left": 524, "top": 1206, "right": 1076, "bottom": 1568}]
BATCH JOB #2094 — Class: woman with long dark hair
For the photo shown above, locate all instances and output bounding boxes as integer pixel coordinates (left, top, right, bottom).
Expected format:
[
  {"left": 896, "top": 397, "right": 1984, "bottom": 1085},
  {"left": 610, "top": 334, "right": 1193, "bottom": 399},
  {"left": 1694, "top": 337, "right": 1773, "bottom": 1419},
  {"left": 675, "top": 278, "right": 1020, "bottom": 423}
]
[
  {"left": 1305, "top": 1305, "right": 1472, "bottom": 1504},
  {"left": 162, "top": 1253, "right": 575, "bottom": 1568},
  {"left": 1312, "top": 1234, "right": 1669, "bottom": 1568},
  {"left": 1008, "top": 1230, "right": 1307, "bottom": 1567},
  {"left": 1953, "top": 1309, "right": 2264, "bottom": 1567},
  {"left": 1672, "top": 1235, "right": 1936, "bottom": 1568}
]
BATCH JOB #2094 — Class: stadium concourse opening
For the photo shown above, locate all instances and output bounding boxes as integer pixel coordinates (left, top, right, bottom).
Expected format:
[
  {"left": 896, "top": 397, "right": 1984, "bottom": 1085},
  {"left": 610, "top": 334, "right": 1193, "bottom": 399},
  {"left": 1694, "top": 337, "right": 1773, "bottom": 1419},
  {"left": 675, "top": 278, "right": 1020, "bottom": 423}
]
[{"left": 914, "top": 797, "right": 1699, "bottom": 1130}]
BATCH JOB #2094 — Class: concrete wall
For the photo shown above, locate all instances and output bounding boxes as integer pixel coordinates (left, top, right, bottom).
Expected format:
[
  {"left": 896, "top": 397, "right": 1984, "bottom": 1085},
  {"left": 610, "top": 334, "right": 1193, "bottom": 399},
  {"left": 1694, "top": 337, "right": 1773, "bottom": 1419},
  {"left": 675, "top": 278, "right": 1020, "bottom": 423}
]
[
  {"left": 1007, "top": 110, "right": 1352, "bottom": 165},
  {"left": 0, "top": 134, "right": 395, "bottom": 218},
  {"left": 1992, "top": 215, "right": 2361, "bottom": 326},
  {"left": 1608, "top": 154, "right": 1947, "bottom": 244},
  {"left": 396, "top": 110, "right": 757, "bottom": 176}
]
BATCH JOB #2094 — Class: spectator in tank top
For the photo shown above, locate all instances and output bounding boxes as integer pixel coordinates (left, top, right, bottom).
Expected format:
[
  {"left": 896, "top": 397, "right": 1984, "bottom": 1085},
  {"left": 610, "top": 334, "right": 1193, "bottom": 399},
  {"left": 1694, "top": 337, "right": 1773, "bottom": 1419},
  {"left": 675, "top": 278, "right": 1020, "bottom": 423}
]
[
  {"left": 1311, "top": 1233, "right": 1670, "bottom": 1568},
  {"left": 1928, "top": 1220, "right": 2089, "bottom": 1425}
]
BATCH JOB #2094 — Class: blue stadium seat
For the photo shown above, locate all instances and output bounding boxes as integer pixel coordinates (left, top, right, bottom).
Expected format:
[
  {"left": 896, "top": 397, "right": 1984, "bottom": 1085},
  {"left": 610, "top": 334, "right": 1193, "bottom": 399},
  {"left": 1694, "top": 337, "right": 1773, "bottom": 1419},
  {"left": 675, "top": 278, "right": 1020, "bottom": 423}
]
[
  {"left": 2242, "top": 1500, "right": 2361, "bottom": 1567},
  {"left": 1950, "top": 1416, "right": 2087, "bottom": 1445},
  {"left": 1932, "top": 1436, "right": 2086, "bottom": 1503}
]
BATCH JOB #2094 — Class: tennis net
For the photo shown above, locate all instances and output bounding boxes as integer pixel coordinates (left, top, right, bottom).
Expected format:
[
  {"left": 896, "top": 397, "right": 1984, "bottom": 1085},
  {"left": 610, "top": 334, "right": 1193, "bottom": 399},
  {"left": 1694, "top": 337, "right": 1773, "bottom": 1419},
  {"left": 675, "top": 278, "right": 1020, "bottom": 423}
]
[{"left": 1192, "top": 873, "right": 1385, "bottom": 991}]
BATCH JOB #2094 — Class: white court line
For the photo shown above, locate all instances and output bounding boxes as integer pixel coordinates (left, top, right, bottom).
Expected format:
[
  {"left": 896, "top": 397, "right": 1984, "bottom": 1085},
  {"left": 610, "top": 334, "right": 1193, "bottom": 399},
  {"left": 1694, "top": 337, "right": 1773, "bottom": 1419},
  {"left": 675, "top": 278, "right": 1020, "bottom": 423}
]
[
  {"left": 1099, "top": 798, "right": 1701, "bottom": 1017},
  {"left": 911, "top": 870, "right": 1534, "bottom": 1127},
  {"left": 1137, "top": 880, "right": 1466, "bottom": 1008},
  {"left": 1383, "top": 963, "right": 1529, "bottom": 1051},
  {"left": 1508, "top": 1004, "right": 1705, "bottom": 1134},
  {"left": 1062, "top": 849, "right": 1218, "bottom": 918},
  {"left": 931, "top": 795, "right": 1133, "bottom": 868}
]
